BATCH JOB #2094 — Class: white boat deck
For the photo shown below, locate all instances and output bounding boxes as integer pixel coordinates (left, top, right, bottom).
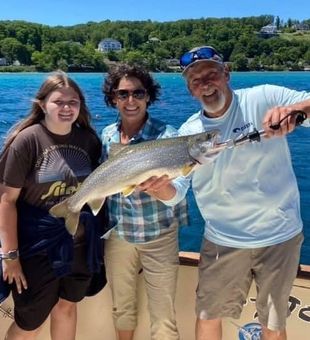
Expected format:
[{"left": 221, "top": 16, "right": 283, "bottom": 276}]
[{"left": 1, "top": 253, "right": 310, "bottom": 339}]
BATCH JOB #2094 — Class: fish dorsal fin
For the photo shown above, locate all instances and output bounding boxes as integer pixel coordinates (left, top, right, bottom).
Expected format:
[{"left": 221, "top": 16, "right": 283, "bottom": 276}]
[
  {"left": 182, "top": 163, "right": 197, "bottom": 177},
  {"left": 109, "top": 143, "right": 127, "bottom": 156},
  {"left": 88, "top": 198, "right": 106, "bottom": 216},
  {"left": 122, "top": 185, "right": 136, "bottom": 197}
]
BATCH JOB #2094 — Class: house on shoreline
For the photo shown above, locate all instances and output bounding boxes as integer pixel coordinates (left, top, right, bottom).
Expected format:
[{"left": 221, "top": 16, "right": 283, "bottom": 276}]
[
  {"left": 98, "top": 38, "right": 122, "bottom": 52},
  {"left": 258, "top": 24, "right": 278, "bottom": 38}
]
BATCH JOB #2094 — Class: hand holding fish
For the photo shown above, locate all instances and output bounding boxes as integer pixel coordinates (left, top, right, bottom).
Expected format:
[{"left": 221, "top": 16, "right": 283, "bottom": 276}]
[{"left": 137, "top": 175, "right": 176, "bottom": 200}]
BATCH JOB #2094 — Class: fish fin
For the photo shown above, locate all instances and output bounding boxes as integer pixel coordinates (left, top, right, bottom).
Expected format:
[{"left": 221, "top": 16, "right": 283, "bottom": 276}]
[
  {"left": 65, "top": 212, "right": 81, "bottom": 236},
  {"left": 109, "top": 143, "right": 127, "bottom": 156},
  {"left": 88, "top": 198, "right": 105, "bottom": 216},
  {"left": 49, "top": 200, "right": 80, "bottom": 236},
  {"left": 122, "top": 185, "right": 136, "bottom": 197},
  {"left": 182, "top": 163, "right": 197, "bottom": 176}
]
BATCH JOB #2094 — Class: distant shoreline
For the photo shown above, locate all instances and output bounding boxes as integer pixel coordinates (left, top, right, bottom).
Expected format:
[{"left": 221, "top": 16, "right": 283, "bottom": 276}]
[{"left": 1, "top": 68, "right": 310, "bottom": 74}]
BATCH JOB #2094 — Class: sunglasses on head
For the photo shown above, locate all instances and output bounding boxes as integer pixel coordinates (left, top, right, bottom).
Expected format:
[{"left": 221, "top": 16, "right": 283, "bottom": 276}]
[
  {"left": 114, "top": 88, "right": 147, "bottom": 100},
  {"left": 180, "top": 46, "right": 223, "bottom": 69}
]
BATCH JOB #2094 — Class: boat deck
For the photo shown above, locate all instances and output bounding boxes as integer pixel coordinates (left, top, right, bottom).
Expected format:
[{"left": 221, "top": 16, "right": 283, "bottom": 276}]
[{"left": 1, "top": 253, "right": 310, "bottom": 339}]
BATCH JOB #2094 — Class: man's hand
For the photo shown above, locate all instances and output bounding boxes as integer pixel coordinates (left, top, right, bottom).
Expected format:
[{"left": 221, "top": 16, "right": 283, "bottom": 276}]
[{"left": 263, "top": 106, "right": 299, "bottom": 138}]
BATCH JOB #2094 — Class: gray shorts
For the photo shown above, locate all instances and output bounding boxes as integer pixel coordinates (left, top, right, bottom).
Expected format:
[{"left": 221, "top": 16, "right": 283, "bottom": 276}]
[{"left": 196, "top": 233, "right": 303, "bottom": 331}]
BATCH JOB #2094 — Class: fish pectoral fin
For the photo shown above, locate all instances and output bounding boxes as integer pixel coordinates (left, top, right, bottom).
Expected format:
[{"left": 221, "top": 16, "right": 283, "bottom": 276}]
[
  {"left": 182, "top": 163, "right": 197, "bottom": 176},
  {"left": 122, "top": 185, "right": 136, "bottom": 197},
  {"left": 88, "top": 198, "right": 106, "bottom": 216}
]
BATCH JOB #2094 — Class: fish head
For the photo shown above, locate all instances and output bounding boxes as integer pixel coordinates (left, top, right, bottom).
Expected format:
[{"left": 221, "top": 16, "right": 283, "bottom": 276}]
[{"left": 188, "top": 130, "right": 221, "bottom": 164}]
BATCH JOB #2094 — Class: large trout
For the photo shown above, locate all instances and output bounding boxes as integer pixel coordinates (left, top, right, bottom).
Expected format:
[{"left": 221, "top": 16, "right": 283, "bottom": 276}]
[{"left": 49, "top": 130, "right": 219, "bottom": 235}]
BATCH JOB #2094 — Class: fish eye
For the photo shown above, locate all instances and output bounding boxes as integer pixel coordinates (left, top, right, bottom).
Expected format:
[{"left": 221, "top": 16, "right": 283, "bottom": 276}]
[{"left": 200, "top": 146, "right": 207, "bottom": 153}]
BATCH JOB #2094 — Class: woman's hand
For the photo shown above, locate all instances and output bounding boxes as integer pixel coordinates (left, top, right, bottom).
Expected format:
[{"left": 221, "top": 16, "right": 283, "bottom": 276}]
[{"left": 137, "top": 175, "right": 176, "bottom": 200}]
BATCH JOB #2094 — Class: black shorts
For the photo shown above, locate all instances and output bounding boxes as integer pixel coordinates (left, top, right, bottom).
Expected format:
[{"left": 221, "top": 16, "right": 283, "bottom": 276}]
[{"left": 12, "top": 244, "right": 92, "bottom": 331}]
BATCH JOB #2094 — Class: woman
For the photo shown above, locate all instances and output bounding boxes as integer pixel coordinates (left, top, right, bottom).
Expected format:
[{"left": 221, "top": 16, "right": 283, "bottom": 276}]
[
  {"left": 102, "top": 64, "right": 189, "bottom": 340},
  {"left": 0, "top": 71, "right": 105, "bottom": 340}
]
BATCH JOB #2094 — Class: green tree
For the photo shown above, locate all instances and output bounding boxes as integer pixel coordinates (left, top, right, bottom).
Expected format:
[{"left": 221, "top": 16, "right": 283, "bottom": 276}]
[
  {"left": 248, "top": 57, "right": 261, "bottom": 71},
  {"left": 122, "top": 50, "right": 146, "bottom": 65},
  {"left": 231, "top": 54, "right": 249, "bottom": 71},
  {"left": 304, "top": 50, "right": 310, "bottom": 64},
  {"left": 31, "top": 50, "right": 53, "bottom": 71},
  {"left": 0, "top": 37, "right": 31, "bottom": 64}
]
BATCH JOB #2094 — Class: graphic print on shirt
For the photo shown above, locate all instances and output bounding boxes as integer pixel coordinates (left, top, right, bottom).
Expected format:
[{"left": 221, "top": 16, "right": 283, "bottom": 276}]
[
  {"left": 232, "top": 121, "right": 254, "bottom": 134},
  {"left": 36, "top": 144, "right": 92, "bottom": 204}
]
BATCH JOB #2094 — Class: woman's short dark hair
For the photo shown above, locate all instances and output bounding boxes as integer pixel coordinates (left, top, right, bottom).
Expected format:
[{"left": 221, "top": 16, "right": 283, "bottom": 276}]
[{"left": 103, "top": 63, "right": 161, "bottom": 108}]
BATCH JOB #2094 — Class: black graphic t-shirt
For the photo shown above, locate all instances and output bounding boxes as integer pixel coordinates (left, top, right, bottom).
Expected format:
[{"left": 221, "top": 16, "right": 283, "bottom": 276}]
[{"left": 0, "top": 123, "right": 101, "bottom": 210}]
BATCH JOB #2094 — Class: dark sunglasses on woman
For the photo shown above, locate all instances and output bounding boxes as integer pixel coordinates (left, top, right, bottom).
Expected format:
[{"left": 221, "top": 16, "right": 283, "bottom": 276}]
[{"left": 114, "top": 88, "right": 147, "bottom": 100}]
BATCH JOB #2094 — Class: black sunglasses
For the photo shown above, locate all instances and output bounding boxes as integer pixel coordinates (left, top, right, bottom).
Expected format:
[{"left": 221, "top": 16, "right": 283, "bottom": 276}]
[{"left": 114, "top": 88, "right": 147, "bottom": 100}]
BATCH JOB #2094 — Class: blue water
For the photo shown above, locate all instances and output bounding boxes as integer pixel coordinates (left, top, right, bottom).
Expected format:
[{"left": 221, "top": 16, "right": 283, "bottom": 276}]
[{"left": 0, "top": 72, "right": 309, "bottom": 264}]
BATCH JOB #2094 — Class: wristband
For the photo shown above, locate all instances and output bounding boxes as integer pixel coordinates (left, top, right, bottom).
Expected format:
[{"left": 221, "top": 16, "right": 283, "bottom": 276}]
[{"left": 0, "top": 249, "right": 19, "bottom": 260}]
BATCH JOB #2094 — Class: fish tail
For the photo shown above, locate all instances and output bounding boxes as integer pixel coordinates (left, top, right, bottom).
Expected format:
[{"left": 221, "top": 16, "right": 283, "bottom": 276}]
[{"left": 49, "top": 200, "right": 80, "bottom": 236}]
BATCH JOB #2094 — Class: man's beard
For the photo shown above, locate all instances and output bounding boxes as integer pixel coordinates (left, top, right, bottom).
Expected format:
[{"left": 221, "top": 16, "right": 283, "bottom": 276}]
[{"left": 202, "top": 91, "right": 227, "bottom": 116}]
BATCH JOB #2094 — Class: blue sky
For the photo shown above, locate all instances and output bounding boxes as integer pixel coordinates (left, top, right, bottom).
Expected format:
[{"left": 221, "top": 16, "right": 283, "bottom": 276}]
[{"left": 1, "top": 0, "right": 309, "bottom": 26}]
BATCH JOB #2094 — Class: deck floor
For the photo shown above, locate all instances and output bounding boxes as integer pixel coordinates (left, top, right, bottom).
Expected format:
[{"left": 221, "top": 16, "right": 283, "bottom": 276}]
[{"left": 1, "top": 263, "right": 310, "bottom": 339}]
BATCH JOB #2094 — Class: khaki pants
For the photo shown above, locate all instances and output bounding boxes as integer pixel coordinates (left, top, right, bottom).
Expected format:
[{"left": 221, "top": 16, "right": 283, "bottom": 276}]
[{"left": 104, "top": 224, "right": 180, "bottom": 340}]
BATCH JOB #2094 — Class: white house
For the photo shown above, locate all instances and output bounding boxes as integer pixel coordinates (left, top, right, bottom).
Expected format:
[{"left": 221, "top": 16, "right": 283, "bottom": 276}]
[
  {"left": 98, "top": 38, "right": 122, "bottom": 52},
  {"left": 148, "top": 37, "right": 161, "bottom": 43},
  {"left": 259, "top": 24, "right": 278, "bottom": 37}
]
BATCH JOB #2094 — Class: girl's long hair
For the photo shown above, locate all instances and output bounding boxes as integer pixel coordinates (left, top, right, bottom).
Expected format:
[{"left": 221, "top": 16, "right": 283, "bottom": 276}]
[{"left": 1, "top": 71, "right": 98, "bottom": 154}]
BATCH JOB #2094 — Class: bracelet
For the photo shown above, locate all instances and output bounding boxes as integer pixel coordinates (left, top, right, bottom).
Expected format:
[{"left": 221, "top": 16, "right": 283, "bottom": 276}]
[{"left": 0, "top": 249, "right": 19, "bottom": 260}]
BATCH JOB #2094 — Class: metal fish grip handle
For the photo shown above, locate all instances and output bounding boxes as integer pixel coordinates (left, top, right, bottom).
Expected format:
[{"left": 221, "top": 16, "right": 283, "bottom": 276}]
[{"left": 210, "top": 110, "right": 307, "bottom": 153}]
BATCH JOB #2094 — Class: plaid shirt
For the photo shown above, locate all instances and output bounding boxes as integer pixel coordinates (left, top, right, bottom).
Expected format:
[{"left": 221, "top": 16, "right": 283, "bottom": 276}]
[{"left": 101, "top": 116, "right": 189, "bottom": 243}]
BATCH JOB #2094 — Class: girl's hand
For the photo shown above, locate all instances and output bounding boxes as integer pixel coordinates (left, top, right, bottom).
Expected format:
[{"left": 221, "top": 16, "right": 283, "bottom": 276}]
[{"left": 2, "top": 258, "right": 28, "bottom": 294}]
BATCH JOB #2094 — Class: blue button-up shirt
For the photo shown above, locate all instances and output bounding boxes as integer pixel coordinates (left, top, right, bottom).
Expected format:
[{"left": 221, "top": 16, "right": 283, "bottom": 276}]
[{"left": 101, "top": 116, "right": 189, "bottom": 243}]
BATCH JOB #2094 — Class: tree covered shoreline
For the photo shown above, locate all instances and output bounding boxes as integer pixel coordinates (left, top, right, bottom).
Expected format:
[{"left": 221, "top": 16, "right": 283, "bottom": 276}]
[{"left": 0, "top": 15, "right": 309, "bottom": 72}]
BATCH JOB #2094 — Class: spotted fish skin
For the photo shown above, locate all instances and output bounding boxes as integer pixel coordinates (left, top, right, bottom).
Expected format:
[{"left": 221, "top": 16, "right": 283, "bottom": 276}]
[{"left": 49, "top": 130, "right": 219, "bottom": 235}]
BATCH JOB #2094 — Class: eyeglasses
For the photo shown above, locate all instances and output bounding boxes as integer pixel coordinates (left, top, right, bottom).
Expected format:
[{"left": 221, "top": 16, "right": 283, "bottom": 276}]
[
  {"left": 180, "top": 46, "right": 223, "bottom": 69},
  {"left": 114, "top": 88, "right": 147, "bottom": 101}
]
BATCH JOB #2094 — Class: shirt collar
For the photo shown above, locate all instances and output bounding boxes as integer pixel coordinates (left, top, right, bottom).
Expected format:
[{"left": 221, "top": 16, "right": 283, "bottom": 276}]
[{"left": 116, "top": 113, "right": 153, "bottom": 143}]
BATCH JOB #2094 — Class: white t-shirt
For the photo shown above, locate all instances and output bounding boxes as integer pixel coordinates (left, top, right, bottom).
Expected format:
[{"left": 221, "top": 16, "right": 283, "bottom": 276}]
[{"left": 179, "top": 84, "right": 310, "bottom": 248}]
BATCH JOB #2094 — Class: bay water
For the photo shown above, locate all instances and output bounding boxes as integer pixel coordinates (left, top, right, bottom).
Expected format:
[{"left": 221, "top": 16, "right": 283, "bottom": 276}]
[{"left": 0, "top": 72, "right": 309, "bottom": 264}]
